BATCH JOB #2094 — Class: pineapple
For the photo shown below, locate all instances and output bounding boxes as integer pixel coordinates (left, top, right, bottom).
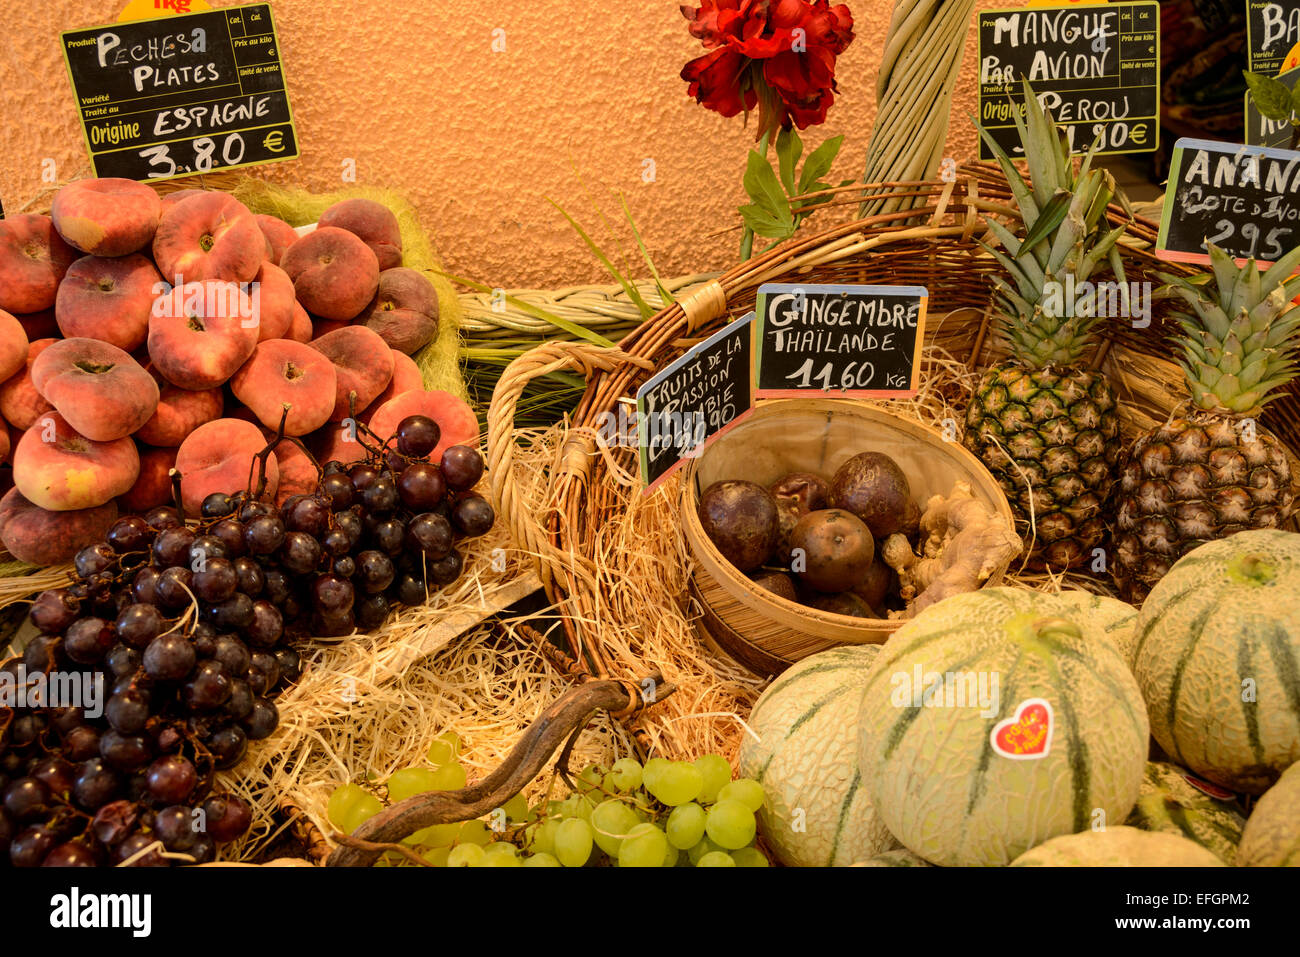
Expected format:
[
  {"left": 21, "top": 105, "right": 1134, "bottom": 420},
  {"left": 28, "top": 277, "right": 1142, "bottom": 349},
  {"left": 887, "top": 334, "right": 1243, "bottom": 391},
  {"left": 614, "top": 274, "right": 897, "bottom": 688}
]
[
  {"left": 964, "top": 81, "right": 1128, "bottom": 569},
  {"left": 1111, "top": 243, "right": 1300, "bottom": 602}
]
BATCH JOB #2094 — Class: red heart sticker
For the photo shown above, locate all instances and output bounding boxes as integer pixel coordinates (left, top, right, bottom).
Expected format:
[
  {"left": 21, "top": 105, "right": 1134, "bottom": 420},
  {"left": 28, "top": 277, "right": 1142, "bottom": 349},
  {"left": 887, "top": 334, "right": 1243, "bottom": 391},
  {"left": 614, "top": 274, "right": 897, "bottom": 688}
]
[{"left": 990, "top": 698, "right": 1054, "bottom": 760}]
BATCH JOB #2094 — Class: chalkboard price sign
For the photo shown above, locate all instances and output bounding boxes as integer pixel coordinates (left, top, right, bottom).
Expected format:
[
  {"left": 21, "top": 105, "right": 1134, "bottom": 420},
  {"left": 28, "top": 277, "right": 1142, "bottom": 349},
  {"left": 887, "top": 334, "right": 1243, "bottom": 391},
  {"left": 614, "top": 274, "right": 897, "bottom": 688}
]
[
  {"left": 977, "top": 2, "right": 1160, "bottom": 158},
  {"left": 754, "top": 284, "right": 926, "bottom": 399},
  {"left": 60, "top": 4, "right": 299, "bottom": 182},
  {"left": 1157, "top": 137, "right": 1300, "bottom": 266},
  {"left": 1247, "top": 0, "right": 1300, "bottom": 76},
  {"left": 636, "top": 313, "right": 755, "bottom": 491}
]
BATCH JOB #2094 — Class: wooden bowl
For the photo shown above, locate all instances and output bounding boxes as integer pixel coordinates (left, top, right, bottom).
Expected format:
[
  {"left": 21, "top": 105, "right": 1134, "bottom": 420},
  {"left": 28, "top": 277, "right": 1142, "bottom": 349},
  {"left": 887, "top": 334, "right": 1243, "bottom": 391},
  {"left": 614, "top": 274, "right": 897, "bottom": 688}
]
[{"left": 680, "top": 399, "right": 1015, "bottom": 676}]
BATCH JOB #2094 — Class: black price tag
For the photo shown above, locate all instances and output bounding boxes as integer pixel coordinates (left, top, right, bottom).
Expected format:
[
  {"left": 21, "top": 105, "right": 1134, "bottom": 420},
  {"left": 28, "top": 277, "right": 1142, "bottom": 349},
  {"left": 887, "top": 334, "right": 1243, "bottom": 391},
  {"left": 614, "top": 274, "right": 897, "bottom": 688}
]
[
  {"left": 60, "top": 3, "right": 299, "bottom": 182},
  {"left": 977, "top": 2, "right": 1160, "bottom": 157},
  {"left": 1246, "top": 0, "right": 1300, "bottom": 76},
  {"left": 636, "top": 313, "right": 755, "bottom": 491},
  {"left": 1157, "top": 137, "right": 1300, "bottom": 266},
  {"left": 753, "top": 284, "right": 926, "bottom": 399}
]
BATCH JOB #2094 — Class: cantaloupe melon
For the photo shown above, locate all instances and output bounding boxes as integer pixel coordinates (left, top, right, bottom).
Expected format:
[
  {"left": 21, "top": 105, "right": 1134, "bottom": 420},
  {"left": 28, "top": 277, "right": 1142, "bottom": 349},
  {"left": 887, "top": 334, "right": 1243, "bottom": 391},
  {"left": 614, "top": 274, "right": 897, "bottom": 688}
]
[
  {"left": 738, "top": 645, "right": 898, "bottom": 866},
  {"left": 1133, "top": 530, "right": 1300, "bottom": 795},
  {"left": 1125, "top": 762, "right": 1245, "bottom": 864},
  {"left": 857, "top": 587, "right": 1149, "bottom": 867},
  {"left": 1055, "top": 589, "right": 1139, "bottom": 669},
  {"left": 1237, "top": 760, "right": 1300, "bottom": 866},
  {"left": 1010, "top": 825, "right": 1225, "bottom": 866},
  {"left": 851, "top": 848, "right": 932, "bottom": 867}
]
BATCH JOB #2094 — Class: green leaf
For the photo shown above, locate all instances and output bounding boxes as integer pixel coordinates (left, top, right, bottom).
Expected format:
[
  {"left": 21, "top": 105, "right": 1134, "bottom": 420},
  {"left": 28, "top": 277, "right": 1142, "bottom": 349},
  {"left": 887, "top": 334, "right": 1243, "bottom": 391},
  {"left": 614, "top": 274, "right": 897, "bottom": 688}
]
[
  {"left": 438, "top": 271, "right": 617, "bottom": 348},
  {"left": 618, "top": 192, "right": 674, "bottom": 307},
  {"left": 739, "top": 204, "right": 795, "bottom": 239},
  {"left": 776, "top": 127, "right": 802, "bottom": 196},
  {"left": 1244, "top": 70, "right": 1295, "bottom": 122},
  {"left": 797, "top": 135, "right": 844, "bottom": 195},
  {"left": 744, "top": 149, "right": 790, "bottom": 222},
  {"left": 1017, "top": 190, "right": 1072, "bottom": 258},
  {"left": 546, "top": 198, "right": 656, "bottom": 319}
]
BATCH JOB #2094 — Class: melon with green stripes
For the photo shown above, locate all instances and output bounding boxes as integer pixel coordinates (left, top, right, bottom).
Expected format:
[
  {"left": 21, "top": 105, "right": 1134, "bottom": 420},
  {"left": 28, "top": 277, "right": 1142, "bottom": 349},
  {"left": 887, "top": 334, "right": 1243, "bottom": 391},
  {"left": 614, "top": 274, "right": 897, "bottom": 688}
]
[
  {"left": 1055, "top": 589, "right": 1139, "bottom": 669},
  {"left": 1133, "top": 529, "right": 1300, "bottom": 795},
  {"left": 1009, "top": 825, "right": 1225, "bottom": 866},
  {"left": 857, "top": 587, "right": 1149, "bottom": 866},
  {"left": 738, "top": 645, "right": 899, "bottom": 867},
  {"left": 1237, "top": 759, "right": 1300, "bottom": 866},
  {"left": 851, "top": 848, "right": 932, "bottom": 867},
  {"left": 1125, "top": 762, "right": 1246, "bottom": 863}
]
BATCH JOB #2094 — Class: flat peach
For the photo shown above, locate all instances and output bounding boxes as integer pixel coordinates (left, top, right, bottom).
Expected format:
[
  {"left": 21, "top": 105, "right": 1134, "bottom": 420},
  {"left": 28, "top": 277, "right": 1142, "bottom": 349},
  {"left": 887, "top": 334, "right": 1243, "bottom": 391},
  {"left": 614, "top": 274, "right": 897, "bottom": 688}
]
[
  {"left": 119, "top": 444, "right": 177, "bottom": 512},
  {"left": 358, "top": 267, "right": 439, "bottom": 354},
  {"left": 310, "top": 317, "right": 351, "bottom": 339},
  {"left": 174, "top": 418, "right": 278, "bottom": 514},
  {"left": 152, "top": 192, "right": 263, "bottom": 284},
  {"left": 280, "top": 227, "right": 379, "bottom": 321},
  {"left": 367, "top": 390, "right": 479, "bottom": 462},
  {"left": 13, "top": 411, "right": 140, "bottom": 510},
  {"left": 256, "top": 214, "right": 299, "bottom": 266},
  {"left": 308, "top": 326, "right": 393, "bottom": 420},
  {"left": 230, "top": 339, "right": 337, "bottom": 435},
  {"left": 0, "top": 488, "right": 118, "bottom": 565},
  {"left": 251, "top": 260, "right": 295, "bottom": 341},
  {"left": 311, "top": 420, "right": 367, "bottom": 468},
  {"left": 268, "top": 435, "right": 317, "bottom": 506},
  {"left": 51, "top": 178, "right": 161, "bottom": 257},
  {"left": 370, "top": 349, "right": 424, "bottom": 411},
  {"left": 148, "top": 281, "right": 259, "bottom": 389},
  {"left": 0, "top": 214, "right": 78, "bottom": 313},
  {"left": 31, "top": 338, "right": 159, "bottom": 441},
  {"left": 55, "top": 253, "right": 163, "bottom": 352},
  {"left": 159, "top": 188, "right": 207, "bottom": 213},
  {"left": 135, "top": 373, "right": 223, "bottom": 446},
  {"left": 317, "top": 198, "right": 402, "bottom": 270},
  {"left": 15, "top": 309, "right": 58, "bottom": 340},
  {"left": 0, "top": 339, "right": 57, "bottom": 430},
  {"left": 285, "top": 302, "right": 313, "bottom": 343},
  {"left": 0, "top": 310, "right": 28, "bottom": 382}
]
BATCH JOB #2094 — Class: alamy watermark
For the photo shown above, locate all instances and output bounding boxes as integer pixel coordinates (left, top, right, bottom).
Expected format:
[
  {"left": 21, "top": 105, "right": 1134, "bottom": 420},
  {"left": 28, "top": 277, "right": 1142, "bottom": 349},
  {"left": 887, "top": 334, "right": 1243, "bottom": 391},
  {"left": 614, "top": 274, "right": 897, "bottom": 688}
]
[
  {"left": 596, "top": 404, "right": 708, "bottom": 458},
  {"left": 0, "top": 666, "right": 105, "bottom": 718},
  {"left": 151, "top": 277, "right": 262, "bottom": 329}
]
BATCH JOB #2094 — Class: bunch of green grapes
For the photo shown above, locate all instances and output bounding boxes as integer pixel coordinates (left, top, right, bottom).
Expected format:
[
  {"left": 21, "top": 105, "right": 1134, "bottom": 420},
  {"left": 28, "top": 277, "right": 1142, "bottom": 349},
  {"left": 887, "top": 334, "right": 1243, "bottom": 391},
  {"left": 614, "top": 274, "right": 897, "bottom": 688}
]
[{"left": 327, "top": 745, "right": 770, "bottom": 867}]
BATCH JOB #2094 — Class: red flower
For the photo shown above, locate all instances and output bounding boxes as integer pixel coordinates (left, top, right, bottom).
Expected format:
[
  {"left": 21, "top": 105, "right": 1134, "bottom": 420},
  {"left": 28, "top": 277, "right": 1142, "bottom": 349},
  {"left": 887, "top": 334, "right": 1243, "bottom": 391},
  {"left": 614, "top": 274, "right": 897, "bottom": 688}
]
[{"left": 679, "top": 0, "right": 854, "bottom": 138}]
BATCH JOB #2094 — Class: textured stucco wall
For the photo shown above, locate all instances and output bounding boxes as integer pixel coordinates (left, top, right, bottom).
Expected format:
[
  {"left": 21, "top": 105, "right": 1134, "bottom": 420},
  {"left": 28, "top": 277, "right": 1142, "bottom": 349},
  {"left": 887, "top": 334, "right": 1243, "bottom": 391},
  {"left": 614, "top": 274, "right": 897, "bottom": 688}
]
[{"left": 1, "top": 0, "right": 1014, "bottom": 287}]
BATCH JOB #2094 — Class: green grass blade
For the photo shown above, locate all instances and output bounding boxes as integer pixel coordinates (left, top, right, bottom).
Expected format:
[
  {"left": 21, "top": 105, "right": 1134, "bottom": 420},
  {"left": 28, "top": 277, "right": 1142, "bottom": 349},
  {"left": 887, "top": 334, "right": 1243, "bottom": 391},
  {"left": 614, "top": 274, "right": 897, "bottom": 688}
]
[
  {"left": 619, "top": 192, "right": 675, "bottom": 307},
  {"left": 547, "top": 198, "right": 655, "bottom": 318}
]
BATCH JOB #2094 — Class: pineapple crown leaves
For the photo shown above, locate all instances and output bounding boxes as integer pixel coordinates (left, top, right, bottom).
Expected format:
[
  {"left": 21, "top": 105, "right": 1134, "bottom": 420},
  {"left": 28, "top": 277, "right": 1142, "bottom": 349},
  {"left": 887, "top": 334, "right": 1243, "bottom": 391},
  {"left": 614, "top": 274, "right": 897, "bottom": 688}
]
[
  {"left": 1160, "top": 241, "right": 1300, "bottom": 414},
  {"left": 973, "top": 78, "right": 1129, "bottom": 367}
]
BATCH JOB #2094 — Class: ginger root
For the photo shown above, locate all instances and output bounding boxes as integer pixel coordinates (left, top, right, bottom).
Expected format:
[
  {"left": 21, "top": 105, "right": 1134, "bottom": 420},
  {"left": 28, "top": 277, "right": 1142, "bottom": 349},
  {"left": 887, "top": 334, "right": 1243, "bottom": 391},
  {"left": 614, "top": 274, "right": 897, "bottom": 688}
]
[{"left": 881, "top": 481, "right": 1021, "bottom": 616}]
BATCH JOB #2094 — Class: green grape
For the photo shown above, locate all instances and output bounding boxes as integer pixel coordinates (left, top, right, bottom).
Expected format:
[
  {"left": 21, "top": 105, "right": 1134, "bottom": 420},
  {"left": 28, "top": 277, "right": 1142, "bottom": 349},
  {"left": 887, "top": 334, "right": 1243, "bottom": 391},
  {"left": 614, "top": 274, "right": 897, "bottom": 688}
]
[
  {"left": 590, "top": 799, "right": 639, "bottom": 857},
  {"left": 387, "top": 767, "right": 441, "bottom": 803},
  {"left": 502, "top": 793, "right": 531, "bottom": 823},
  {"left": 719, "top": 778, "right": 765, "bottom": 813},
  {"left": 730, "top": 846, "right": 770, "bottom": 867},
  {"left": 610, "top": 757, "right": 643, "bottom": 792},
  {"left": 554, "top": 818, "right": 594, "bottom": 867},
  {"left": 576, "top": 764, "right": 604, "bottom": 795},
  {"left": 665, "top": 802, "right": 707, "bottom": 849},
  {"left": 483, "top": 841, "right": 519, "bottom": 860},
  {"left": 421, "top": 845, "right": 452, "bottom": 867},
  {"left": 706, "top": 800, "right": 756, "bottom": 849},
  {"left": 326, "top": 784, "right": 383, "bottom": 834},
  {"left": 642, "top": 757, "right": 669, "bottom": 792},
  {"left": 447, "top": 843, "right": 485, "bottom": 867},
  {"left": 618, "top": 823, "right": 669, "bottom": 868},
  {"left": 696, "top": 851, "right": 736, "bottom": 867},
  {"left": 686, "top": 835, "right": 724, "bottom": 865},
  {"left": 524, "top": 852, "right": 562, "bottom": 867},
  {"left": 566, "top": 795, "right": 595, "bottom": 822},
  {"left": 458, "top": 820, "right": 492, "bottom": 846},
  {"left": 693, "top": 754, "right": 732, "bottom": 803},
  {"left": 481, "top": 853, "right": 523, "bottom": 867},
  {"left": 662, "top": 845, "right": 681, "bottom": 867},
  {"left": 428, "top": 762, "right": 468, "bottom": 791},
  {"left": 426, "top": 731, "right": 461, "bottom": 766},
  {"left": 529, "top": 819, "right": 560, "bottom": 856},
  {"left": 645, "top": 761, "right": 703, "bottom": 807}
]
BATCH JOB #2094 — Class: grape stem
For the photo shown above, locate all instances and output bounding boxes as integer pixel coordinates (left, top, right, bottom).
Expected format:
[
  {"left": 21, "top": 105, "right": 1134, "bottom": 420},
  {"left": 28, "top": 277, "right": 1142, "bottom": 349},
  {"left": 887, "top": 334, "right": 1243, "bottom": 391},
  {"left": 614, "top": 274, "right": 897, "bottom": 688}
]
[
  {"left": 325, "top": 675, "right": 673, "bottom": 867},
  {"left": 329, "top": 833, "right": 434, "bottom": 867}
]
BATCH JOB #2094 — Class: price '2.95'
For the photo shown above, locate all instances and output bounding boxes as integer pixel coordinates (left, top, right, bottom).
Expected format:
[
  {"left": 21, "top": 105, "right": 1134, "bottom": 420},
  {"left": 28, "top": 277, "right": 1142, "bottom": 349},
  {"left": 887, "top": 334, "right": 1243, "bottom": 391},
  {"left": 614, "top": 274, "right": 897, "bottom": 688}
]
[
  {"left": 1205, "top": 220, "right": 1291, "bottom": 262},
  {"left": 786, "top": 358, "right": 877, "bottom": 391},
  {"left": 137, "top": 134, "right": 247, "bottom": 178}
]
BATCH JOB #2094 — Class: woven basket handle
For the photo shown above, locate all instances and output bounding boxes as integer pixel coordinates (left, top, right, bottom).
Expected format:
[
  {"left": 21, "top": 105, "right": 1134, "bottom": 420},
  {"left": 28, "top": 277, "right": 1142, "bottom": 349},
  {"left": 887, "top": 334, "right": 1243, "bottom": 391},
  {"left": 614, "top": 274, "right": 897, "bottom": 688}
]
[{"left": 486, "top": 340, "right": 653, "bottom": 591}]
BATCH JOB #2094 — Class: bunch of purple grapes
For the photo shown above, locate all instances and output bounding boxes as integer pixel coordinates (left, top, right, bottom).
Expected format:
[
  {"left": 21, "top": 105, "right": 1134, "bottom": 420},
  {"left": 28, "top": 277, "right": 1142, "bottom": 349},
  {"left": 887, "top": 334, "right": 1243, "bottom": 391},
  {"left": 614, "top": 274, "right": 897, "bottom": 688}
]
[{"left": 0, "top": 415, "right": 493, "bottom": 867}]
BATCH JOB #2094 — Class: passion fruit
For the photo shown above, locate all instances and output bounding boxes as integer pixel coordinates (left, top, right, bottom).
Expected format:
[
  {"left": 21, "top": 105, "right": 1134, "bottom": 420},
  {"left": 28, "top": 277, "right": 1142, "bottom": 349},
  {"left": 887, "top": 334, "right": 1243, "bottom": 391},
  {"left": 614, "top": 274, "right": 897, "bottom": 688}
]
[
  {"left": 769, "top": 472, "right": 831, "bottom": 561},
  {"left": 851, "top": 554, "right": 894, "bottom": 610},
  {"left": 803, "top": 590, "right": 877, "bottom": 618},
  {"left": 698, "top": 480, "right": 779, "bottom": 573},
  {"left": 789, "top": 508, "right": 874, "bottom": 593},
  {"left": 750, "top": 570, "right": 798, "bottom": 601},
  {"left": 829, "top": 452, "right": 913, "bottom": 538}
]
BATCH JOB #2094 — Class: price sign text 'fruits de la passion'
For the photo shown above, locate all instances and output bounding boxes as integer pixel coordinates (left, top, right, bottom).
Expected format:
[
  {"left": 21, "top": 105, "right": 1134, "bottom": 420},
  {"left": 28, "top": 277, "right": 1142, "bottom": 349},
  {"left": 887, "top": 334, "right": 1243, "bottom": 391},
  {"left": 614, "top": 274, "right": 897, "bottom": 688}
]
[
  {"left": 636, "top": 313, "right": 755, "bottom": 491},
  {"left": 977, "top": 2, "right": 1160, "bottom": 157},
  {"left": 1157, "top": 137, "right": 1300, "bottom": 266},
  {"left": 60, "top": 3, "right": 298, "bottom": 182},
  {"left": 754, "top": 284, "right": 926, "bottom": 399}
]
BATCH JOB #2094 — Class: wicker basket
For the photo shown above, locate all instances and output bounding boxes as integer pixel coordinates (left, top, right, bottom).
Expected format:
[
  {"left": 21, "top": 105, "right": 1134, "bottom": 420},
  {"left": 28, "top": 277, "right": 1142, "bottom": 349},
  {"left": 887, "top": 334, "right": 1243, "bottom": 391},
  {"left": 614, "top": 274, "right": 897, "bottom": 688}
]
[
  {"left": 679, "top": 399, "right": 1014, "bottom": 676},
  {"left": 486, "top": 162, "right": 1300, "bottom": 693}
]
